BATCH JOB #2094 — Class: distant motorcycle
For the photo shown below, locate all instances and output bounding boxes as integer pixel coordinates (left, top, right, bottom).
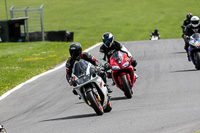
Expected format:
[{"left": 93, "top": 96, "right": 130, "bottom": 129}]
[
  {"left": 150, "top": 35, "right": 159, "bottom": 40},
  {"left": 70, "top": 59, "right": 112, "bottom": 115},
  {"left": 108, "top": 51, "right": 136, "bottom": 99},
  {"left": 188, "top": 33, "right": 200, "bottom": 70}
]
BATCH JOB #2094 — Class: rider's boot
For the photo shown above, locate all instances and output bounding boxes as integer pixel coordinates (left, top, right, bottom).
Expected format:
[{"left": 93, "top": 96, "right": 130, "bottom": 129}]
[
  {"left": 105, "top": 84, "right": 112, "bottom": 93},
  {"left": 72, "top": 89, "right": 78, "bottom": 95},
  {"left": 135, "top": 73, "right": 138, "bottom": 79},
  {"left": 112, "top": 81, "right": 115, "bottom": 86},
  {"left": 187, "top": 52, "right": 191, "bottom": 61}
]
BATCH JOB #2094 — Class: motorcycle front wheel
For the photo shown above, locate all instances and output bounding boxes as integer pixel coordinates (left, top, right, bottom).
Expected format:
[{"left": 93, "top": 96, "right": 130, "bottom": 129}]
[
  {"left": 86, "top": 91, "right": 104, "bottom": 115},
  {"left": 0, "top": 128, "right": 7, "bottom": 133},
  {"left": 195, "top": 52, "right": 200, "bottom": 70},
  {"left": 121, "top": 74, "right": 132, "bottom": 99}
]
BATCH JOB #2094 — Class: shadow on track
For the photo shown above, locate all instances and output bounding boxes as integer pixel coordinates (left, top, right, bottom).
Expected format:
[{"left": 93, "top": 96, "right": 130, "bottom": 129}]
[
  {"left": 41, "top": 113, "right": 97, "bottom": 122},
  {"left": 75, "top": 101, "right": 84, "bottom": 105},
  {"left": 171, "top": 69, "right": 197, "bottom": 73},
  {"left": 171, "top": 51, "right": 186, "bottom": 54},
  {"left": 111, "top": 96, "right": 128, "bottom": 101}
]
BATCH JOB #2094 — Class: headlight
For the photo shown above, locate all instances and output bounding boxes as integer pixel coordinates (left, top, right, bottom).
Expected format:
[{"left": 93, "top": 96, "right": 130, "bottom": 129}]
[
  {"left": 122, "top": 61, "right": 130, "bottom": 68},
  {"left": 111, "top": 65, "right": 120, "bottom": 70},
  {"left": 193, "top": 42, "right": 200, "bottom": 47},
  {"left": 76, "top": 75, "right": 91, "bottom": 84}
]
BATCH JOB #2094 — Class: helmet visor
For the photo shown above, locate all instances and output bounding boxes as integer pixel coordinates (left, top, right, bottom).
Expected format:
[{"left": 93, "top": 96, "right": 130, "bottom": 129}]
[
  {"left": 192, "top": 20, "right": 199, "bottom": 25},
  {"left": 103, "top": 38, "right": 113, "bottom": 47},
  {"left": 70, "top": 50, "right": 81, "bottom": 59}
]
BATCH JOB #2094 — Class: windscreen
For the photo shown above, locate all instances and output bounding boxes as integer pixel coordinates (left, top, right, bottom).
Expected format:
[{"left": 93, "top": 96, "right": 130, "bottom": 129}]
[
  {"left": 192, "top": 33, "right": 200, "bottom": 41},
  {"left": 72, "top": 60, "right": 89, "bottom": 78},
  {"left": 111, "top": 51, "right": 123, "bottom": 61}
]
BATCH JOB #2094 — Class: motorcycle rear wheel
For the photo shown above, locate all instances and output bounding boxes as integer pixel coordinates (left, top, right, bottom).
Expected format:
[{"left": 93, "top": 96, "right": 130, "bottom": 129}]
[
  {"left": 86, "top": 91, "right": 104, "bottom": 115},
  {"left": 121, "top": 75, "right": 132, "bottom": 99}
]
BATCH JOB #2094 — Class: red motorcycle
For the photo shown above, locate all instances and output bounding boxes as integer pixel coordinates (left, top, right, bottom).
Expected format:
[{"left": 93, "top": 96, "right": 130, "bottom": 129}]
[{"left": 109, "top": 51, "right": 136, "bottom": 98}]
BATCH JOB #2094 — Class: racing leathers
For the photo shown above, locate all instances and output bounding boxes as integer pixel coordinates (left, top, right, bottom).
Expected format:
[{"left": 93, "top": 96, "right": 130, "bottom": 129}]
[
  {"left": 184, "top": 24, "right": 200, "bottom": 51},
  {"left": 181, "top": 18, "right": 191, "bottom": 34},
  {"left": 65, "top": 52, "right": 112, "bottom": 93}
]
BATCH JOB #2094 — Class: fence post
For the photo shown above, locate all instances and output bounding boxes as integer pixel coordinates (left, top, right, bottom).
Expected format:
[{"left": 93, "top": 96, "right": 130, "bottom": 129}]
[{"left": 40, "top": 5, "right": 44, "bottom": 41}]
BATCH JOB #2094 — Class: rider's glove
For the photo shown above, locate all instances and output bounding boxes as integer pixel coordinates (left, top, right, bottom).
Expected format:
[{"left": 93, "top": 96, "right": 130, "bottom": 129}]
[
  {"left": 104, "top": 63, "right": 110, "bottom": 70},
  {"left": 184, "top": 35, "right": 189, "bottom": 40},
  {"left": 130, "top": 57, "right": 137, "bottom": 67},
  {"left": 68, "top": 79, "right": 73, "bottom": 86},
  {"left": 132, "top": 60, "right": 137, "bottom": 67},
  {"left": 95, "top": 66, "right": 102, "bottom": 74}
]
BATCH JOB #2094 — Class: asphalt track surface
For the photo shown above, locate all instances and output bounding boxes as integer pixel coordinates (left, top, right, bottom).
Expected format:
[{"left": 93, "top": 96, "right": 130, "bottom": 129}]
[{"left": 0, "top": 39, "right": 200, "bottom": 133}]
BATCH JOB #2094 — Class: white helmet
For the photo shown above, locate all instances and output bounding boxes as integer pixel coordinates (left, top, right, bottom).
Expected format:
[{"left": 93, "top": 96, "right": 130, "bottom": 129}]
[{"left": 191, "top": 16, "right": 199, "bottom": 27}]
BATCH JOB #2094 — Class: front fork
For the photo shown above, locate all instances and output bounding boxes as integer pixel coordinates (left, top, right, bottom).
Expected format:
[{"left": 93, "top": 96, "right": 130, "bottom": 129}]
[
  {"left": 188, "top": 46, "right": 193, "bottom": 62},
  {"left": 118, "top": 73, "right": 131, "bottom": 86}
]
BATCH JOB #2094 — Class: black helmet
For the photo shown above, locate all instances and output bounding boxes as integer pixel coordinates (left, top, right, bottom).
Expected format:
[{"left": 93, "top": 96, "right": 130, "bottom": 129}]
[
  {"left": 186, "top": 13, "right": 193, "bottom": 20},
  {"left": 154, "top": 29, "right": 158, "bottom": 33},
  {"left": 102, "top": 32, "right": 114, "bottom": 47},
  {"left": 69, "top": 43, "right": 82, "bottom": 60}
]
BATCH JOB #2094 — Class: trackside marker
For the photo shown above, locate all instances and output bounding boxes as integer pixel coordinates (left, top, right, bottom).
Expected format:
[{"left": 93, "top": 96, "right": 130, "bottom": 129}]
[{"left": 0, "top": 42, "right": 102, "bottom": 101}]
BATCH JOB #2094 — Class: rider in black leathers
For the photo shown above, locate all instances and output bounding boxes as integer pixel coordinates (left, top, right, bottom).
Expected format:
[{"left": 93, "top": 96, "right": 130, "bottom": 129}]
[
  {"left": 100, "top": 32, "right": 137, "bottom": 67},
  {"left": 181, "top": 13, "right": 193, "bottom": 34},
  {"left": 66, "top": 42, "right": 112, "bottom": 94},
  {"left": 183, "top": 16, "right": 200, "bottom": 61},
  {"left": 99, "top": 32, "right": 138, "bottom": 85}
]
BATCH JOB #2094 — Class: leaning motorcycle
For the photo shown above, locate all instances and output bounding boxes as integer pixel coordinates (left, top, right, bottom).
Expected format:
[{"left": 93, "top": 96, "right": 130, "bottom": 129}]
[
  {"left": 188, "top": 33, "right": 200, "bottom": 70},
  {"left": 109, "top": 51, "right": 136, "bottom": 99},
  {"left": 70, "top": 59, "right": 112, "bottom": 115}
]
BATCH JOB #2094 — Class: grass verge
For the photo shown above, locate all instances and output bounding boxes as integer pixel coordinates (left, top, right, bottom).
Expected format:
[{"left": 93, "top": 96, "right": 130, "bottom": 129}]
[{"left": 0, "top": 41, "right": 93, "bottom": 96}]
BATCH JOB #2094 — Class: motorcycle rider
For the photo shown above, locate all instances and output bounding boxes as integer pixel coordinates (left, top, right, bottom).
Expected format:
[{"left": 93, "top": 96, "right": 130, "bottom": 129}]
[
  {"left": 99, "top": 32, "right": 138, "bottom": 82},
  {"left": 66, "top": 42, "right": 112, "bottom": 94},
  {"left": 181, "top": 13, "right": 193, "bottom": 34},
  {"left": 149, "top": 29, "right": 160, "bottom": 40},
  {"left": 183, "top": 16, "right": 200, "bottom": 61}
]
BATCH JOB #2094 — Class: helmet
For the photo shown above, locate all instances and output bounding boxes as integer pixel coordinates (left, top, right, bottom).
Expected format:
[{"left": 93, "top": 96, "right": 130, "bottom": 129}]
[
  {"left": 186, "top": 13, "right": 193, "bottom": 20},
  {"left": 102, "top": 32, "right": 114, "bottom": 47},
  {"left": 69, "top": 43, "right": 82, "bottom": 60},
  {"left": 154, "top": 29, "right": 158, "bottom": 33},
  {"left": 191, "top": 16, "right": 199, "bottom": 27}
]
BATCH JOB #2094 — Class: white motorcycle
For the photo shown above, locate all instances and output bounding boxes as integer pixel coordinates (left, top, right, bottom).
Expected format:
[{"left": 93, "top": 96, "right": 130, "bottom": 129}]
[{"left": 70, "top": 59, "right": 112, "bottom": 115}]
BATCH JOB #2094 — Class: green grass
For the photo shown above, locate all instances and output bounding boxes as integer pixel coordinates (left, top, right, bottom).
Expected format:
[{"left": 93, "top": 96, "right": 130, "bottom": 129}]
[
  {"left": 0, "top": 42, "right": 92, "bottom": 96},
  {"left": 0, "top": 0, "right": 200, "bottom": 95},
  {"left": 1, "top": 0, "right": 200, "bottom": 42}
]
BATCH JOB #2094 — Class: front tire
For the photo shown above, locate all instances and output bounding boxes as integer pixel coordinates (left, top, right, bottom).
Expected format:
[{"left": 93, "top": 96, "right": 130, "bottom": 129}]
[
  {"left": 86, "top": 91, "right": 104, "bottom": 115},
  {"left": 0, "top": 128, "right": 7, "bottom": 133},
  {"left": 195, "top": 52, "right": 200, "bottom": 70},
  {"left": 121, "top": 74, "right": 132, "bottom": 99}
]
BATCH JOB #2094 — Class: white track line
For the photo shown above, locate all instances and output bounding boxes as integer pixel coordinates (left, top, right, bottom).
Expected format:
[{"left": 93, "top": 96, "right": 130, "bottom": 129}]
[{"left": 0, "top": 42, "right": 102, "bottom": 101}]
